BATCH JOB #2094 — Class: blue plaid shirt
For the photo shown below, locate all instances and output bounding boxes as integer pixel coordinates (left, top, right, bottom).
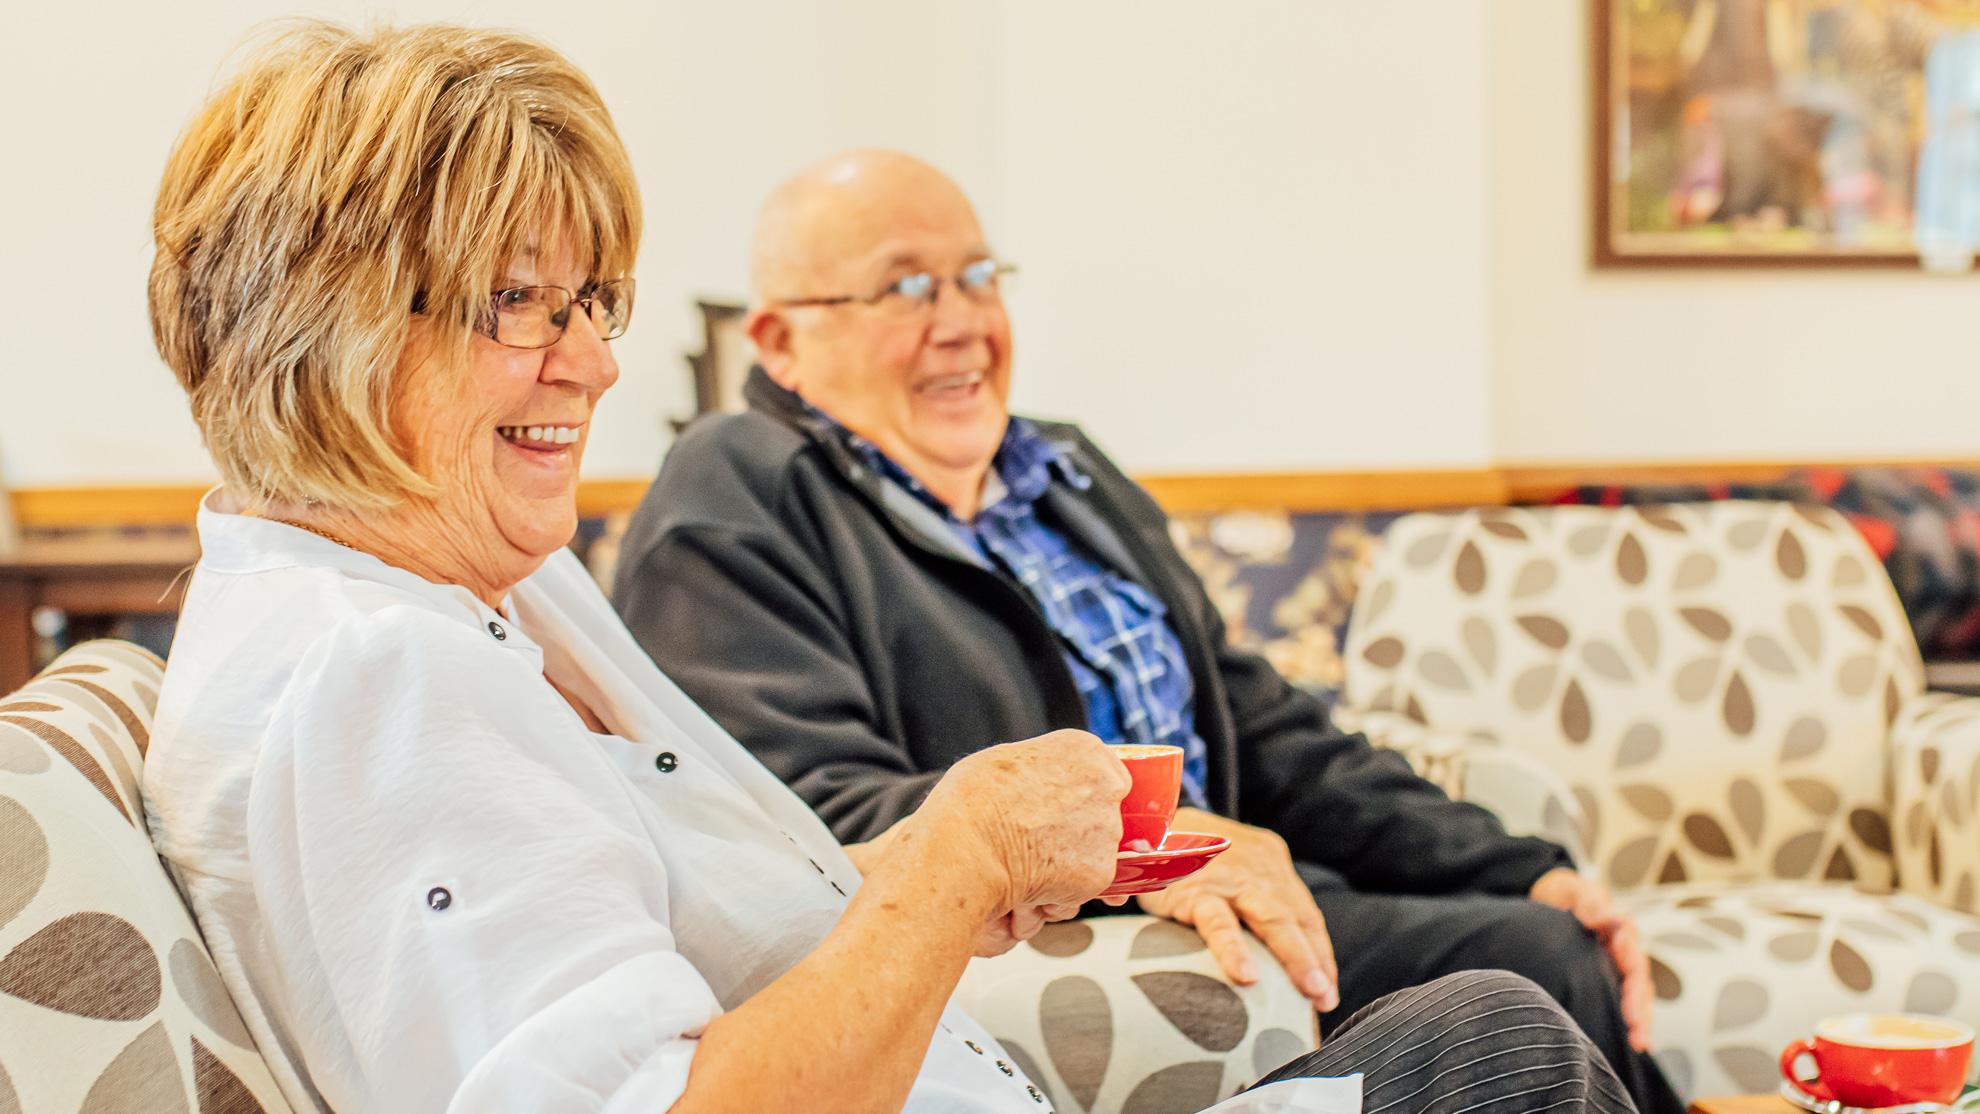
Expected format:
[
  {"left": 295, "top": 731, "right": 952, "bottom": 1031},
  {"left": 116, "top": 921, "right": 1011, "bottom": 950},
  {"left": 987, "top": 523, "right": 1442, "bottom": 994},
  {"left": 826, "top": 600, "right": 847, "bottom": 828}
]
[{"left": 817, "top": 410, "right": 1210, "bottom": 807}]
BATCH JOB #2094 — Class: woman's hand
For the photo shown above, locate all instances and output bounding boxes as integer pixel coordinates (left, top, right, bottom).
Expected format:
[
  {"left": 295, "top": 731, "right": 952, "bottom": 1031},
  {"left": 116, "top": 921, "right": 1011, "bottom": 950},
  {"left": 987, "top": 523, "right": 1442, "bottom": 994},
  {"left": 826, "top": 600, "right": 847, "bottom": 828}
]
[
  {"left": 682, "top": 734, "right": 1123, "bottom": 1114},
  {"left": 848, "top": 745, "right": 1126, "bottom": 959},
  {"left": 850, "top": 833, "right": 1085, "bottom": 958},
  {"left": 971, "top": 902, "right": 1084, "bottom": 957},
  {"left": 914, "top": 729, "right": 1131, "bottom": 916}
]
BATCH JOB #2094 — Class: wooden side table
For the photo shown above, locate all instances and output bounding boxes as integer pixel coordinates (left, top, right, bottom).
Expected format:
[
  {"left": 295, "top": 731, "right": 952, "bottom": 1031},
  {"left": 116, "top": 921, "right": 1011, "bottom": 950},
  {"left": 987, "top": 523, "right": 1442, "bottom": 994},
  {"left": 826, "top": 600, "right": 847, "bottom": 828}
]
[
  {"left": 1688, "top": 1096, "right": 1797, "bottom": 1114},
  {"left": 0, "top": 533, "right": 200, "bottom": 691}
]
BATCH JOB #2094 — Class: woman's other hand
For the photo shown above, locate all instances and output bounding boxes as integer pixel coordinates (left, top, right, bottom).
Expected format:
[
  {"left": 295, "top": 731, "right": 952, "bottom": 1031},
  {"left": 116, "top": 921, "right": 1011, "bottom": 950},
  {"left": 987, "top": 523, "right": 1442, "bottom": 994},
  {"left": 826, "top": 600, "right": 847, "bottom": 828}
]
[{"left": 971, "top": 902, "right": 1083, "bottom": 958}]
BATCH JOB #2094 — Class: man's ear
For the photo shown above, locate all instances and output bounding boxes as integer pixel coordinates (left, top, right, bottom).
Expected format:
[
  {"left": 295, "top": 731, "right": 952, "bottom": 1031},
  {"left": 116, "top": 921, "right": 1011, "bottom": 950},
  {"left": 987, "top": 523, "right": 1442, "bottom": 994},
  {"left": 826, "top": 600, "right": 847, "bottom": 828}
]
[{"left": 747, "top": 306, "right": 799, "bottom": 389}]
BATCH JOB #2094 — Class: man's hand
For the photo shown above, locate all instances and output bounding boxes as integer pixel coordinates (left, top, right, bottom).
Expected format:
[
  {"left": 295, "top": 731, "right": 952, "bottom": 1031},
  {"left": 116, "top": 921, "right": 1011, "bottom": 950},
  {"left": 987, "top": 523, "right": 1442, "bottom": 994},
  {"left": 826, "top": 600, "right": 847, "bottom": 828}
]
[
  {"left": 1528, "top": 867, "right": 1653, "bottom": 1051},
  {"left": 1135, "top": 808, "right": 1339, "bottom": 1012}
]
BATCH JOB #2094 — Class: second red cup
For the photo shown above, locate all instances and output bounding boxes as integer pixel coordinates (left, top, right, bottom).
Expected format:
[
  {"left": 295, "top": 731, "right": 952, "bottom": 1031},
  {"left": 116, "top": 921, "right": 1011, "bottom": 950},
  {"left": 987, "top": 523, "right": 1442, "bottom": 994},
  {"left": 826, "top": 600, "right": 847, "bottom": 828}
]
[
  {"left": 1780, "top": 1013, "right": 1974, "bottom": 1108},
  {"left": 1115, "top": 744, "right": 1184, "bottom": 852}
]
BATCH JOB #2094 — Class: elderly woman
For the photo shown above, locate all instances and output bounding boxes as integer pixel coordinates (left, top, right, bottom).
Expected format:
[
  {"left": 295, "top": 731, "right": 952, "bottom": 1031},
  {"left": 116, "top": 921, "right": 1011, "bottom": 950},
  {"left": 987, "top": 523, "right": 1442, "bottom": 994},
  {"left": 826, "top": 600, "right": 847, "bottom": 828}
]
[{"left": 140, "top": 22, "right": 1638, "bottom": 1114}]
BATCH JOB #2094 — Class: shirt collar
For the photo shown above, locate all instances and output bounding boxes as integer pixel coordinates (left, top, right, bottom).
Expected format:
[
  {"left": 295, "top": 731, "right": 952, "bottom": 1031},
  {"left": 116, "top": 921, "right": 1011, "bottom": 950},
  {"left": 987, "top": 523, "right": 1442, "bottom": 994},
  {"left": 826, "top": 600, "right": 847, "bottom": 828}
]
[
  {"left": 193, "top": 487, "right": 533, "bottom": 652},
  {"left": 800, "top": 404, "right": 1088, "bottom": 522}
]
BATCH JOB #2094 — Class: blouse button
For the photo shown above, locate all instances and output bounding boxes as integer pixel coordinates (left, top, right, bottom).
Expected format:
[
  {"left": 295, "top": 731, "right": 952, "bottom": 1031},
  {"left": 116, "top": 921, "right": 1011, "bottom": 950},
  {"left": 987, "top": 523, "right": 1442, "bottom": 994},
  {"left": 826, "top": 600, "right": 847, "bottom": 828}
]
[
  {"left": 1027, "top": 1084, "right": 1045, "bottom": 1103},
  {"left": 654, "top": 751, "right": 679, "bottom": 773},
  {"left": 426, "top": 887, "right": 453, "bottom": 911},
  {"left": 996, "top": 1060, "right": 1014, "bottom": 1076},
  {"left": 486, "top": 620, "right": 507, "bottom": 641},
  {"left": 964, "top": 1040, "right": 983, "bottom": 1055}
]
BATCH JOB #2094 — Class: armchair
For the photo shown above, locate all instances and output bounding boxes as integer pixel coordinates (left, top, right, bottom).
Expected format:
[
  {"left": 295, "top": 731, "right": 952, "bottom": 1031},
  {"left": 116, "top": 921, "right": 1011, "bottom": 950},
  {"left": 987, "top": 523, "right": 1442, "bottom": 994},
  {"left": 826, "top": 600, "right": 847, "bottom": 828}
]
[
  {"left": 1341, "top": 502, "right": 1980, "bottom": 1099},
  {"left": 0, "top": 642, "right": 293, "bottom": 1111}
]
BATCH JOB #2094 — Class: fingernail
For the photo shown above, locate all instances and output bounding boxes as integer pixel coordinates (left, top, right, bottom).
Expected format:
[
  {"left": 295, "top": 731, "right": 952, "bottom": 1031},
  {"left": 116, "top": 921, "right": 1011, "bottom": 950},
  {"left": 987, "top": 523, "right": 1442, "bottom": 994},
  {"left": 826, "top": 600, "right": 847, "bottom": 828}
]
[
  {"left": 1302, "top": 971, "right": 1332, "bottom": 999},
  {"left": 1238, "top": 961, "right": 1259, "bottom": 983}
]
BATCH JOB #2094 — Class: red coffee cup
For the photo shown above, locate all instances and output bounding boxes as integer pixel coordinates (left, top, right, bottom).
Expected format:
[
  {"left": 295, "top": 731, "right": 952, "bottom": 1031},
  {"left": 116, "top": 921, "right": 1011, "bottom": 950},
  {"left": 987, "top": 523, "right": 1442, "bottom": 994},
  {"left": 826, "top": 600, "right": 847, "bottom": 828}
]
[
  {"left": 1780, "top": 1013, "right": 1974, "bottom": 1108},
  {"left": 1114, "top": 744, "right": 1183, "bottom": 853}
]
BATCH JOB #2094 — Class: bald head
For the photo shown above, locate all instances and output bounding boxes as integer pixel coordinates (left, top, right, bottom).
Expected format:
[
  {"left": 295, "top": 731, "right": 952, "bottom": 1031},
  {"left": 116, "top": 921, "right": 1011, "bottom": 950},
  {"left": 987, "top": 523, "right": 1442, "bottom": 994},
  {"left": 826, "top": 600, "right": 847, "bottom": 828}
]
[
  {"left": 743, "top": 148, "right": 1013, "bottom": 518},
  {"left": 750, "top": 149, "right": 985, "bottom": 303}
]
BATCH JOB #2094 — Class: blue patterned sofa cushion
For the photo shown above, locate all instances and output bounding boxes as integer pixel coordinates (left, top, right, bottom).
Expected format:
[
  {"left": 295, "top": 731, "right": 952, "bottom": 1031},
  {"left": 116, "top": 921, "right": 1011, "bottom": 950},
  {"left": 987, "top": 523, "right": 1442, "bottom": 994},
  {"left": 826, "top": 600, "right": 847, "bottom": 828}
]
[{"left": 1168, "top": 511, "right": 1400, "bottom": 697}]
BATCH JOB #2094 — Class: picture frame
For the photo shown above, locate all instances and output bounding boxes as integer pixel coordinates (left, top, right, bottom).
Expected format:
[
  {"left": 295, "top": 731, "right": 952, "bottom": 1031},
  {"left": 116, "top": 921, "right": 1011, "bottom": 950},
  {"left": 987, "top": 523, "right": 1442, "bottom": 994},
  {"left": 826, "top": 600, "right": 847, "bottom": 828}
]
[{"left": 1592, "top": 0, "right": 1980, "bottom": 268}]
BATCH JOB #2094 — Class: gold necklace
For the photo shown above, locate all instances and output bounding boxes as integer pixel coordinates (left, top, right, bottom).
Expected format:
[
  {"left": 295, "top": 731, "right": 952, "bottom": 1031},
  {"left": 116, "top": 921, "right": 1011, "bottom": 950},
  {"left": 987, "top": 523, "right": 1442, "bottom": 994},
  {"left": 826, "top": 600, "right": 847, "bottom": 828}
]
[{"left": 262, "top": 515, "right": 353, "bottom": 550}]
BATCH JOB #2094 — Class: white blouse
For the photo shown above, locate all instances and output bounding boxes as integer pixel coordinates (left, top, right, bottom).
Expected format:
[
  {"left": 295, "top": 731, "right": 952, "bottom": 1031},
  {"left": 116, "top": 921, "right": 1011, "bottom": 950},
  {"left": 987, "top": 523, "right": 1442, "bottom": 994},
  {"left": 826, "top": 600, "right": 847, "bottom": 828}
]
[{"left": 143, "top": 494, "right": 1357, "bottom": 1114}]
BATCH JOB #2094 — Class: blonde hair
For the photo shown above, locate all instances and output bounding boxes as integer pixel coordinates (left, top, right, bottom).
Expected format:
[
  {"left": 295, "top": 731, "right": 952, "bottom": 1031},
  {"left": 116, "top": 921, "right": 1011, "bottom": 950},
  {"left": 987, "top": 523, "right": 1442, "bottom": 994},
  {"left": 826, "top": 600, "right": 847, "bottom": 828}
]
[{"left": 149, "top": 21, "right": 641, "bottom": 510}]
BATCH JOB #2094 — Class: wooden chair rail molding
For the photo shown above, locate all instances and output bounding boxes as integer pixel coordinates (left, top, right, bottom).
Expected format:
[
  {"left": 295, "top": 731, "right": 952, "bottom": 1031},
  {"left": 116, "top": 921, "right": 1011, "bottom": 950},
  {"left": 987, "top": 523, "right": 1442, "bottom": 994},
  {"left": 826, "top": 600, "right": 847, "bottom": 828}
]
[
  {"left": 7, "top": 481, "right": 659, "bottom": 529},
  {"left": 12, "top": 457, "right": 1980, "bottom": 527}
]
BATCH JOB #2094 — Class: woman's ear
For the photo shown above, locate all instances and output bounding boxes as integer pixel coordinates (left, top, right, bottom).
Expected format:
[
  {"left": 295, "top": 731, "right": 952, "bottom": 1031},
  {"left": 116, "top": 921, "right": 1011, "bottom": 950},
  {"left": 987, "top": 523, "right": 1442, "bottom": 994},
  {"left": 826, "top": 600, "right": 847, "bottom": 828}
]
[{"left": 746, "top": 306, "right": 798, "bottom": 389}]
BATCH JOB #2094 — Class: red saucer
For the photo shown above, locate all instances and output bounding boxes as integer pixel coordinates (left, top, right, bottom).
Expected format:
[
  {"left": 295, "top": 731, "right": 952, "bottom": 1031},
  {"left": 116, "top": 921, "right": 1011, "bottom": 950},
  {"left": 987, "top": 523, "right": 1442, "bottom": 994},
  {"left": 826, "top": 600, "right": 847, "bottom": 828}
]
[{"left": 1101, "top": 831, "right": 1232, "bottom": 897}]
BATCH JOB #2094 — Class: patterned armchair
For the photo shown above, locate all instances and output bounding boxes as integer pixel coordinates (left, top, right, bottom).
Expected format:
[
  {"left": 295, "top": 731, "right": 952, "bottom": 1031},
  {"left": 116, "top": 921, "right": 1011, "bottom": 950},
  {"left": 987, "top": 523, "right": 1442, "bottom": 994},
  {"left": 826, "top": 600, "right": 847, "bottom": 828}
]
[
  {"left": 1340, "top": 502, "right": 1980, "bottom": 1099},
  {"left": 953, "top": 918, "right": 1316, "bottom": 1114},
  {"left": 0, "top": 641, "right": 292, "bottom": 1112}
]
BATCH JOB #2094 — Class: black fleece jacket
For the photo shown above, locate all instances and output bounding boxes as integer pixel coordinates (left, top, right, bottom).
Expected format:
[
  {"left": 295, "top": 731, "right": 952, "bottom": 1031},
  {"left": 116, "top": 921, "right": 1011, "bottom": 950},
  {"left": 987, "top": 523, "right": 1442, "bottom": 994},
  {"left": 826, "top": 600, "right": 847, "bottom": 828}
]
[{"left": 611, "top": 370, "right": 1570, "bottom": 896}]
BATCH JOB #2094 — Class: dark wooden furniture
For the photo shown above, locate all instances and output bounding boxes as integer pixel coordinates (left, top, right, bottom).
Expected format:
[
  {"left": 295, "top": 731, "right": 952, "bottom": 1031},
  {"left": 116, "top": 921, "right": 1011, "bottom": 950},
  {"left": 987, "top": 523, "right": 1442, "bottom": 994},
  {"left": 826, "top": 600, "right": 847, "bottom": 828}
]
[
  {"left": 0, "top": 534, "right": 199, "bottom": 691},
  {"left": 675, "top": 299, "right": 750, "bottom": 432}
]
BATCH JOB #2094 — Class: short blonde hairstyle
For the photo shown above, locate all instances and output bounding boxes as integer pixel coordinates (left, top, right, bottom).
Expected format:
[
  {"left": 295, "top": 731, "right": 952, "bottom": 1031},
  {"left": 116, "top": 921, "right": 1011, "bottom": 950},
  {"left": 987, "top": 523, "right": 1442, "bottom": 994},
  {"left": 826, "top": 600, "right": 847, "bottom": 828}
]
[{"left": 149, "top": 21, "right": 641, "bottom": 510}]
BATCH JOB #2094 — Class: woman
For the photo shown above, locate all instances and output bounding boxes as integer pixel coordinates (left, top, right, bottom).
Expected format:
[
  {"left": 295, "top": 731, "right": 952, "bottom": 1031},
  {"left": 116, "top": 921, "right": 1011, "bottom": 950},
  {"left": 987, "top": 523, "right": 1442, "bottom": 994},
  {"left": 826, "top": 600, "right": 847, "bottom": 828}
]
[{"left": 140, "top": 22, "right": 1638, "bottom": 1114}]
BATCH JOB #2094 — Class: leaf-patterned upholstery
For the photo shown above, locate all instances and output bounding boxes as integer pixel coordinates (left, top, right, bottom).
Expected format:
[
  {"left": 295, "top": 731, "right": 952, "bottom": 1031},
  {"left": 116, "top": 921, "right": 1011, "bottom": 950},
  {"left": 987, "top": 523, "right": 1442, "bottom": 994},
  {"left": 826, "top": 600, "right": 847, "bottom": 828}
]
[
  {"left": 1340, "top": 502, "right": 1980, "bottom": 1099},
  {"left": 1892, "top": 693, "right": 1980, "bottom": 915},
  {"left": 953, "top": 918, "right": 1317, "bottom": 1114},
  {"left": 0, "top": 641, "right": 293, "bottom": 1113}
]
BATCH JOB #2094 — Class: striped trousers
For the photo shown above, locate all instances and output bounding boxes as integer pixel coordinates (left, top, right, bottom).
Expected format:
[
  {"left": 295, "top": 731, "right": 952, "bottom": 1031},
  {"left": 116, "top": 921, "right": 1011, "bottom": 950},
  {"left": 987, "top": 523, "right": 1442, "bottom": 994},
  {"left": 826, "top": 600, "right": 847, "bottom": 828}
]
[{"left": 1250, "top": 970, "right": 1640, "bottom": 1113}]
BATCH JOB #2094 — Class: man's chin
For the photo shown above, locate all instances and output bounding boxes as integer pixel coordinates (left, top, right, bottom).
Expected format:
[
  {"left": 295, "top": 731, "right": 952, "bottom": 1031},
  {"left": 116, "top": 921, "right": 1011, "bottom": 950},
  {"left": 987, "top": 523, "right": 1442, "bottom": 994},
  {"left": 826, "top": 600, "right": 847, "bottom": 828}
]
[{"left": 929, "top": 408, "right": 1009, "bottom": 458}]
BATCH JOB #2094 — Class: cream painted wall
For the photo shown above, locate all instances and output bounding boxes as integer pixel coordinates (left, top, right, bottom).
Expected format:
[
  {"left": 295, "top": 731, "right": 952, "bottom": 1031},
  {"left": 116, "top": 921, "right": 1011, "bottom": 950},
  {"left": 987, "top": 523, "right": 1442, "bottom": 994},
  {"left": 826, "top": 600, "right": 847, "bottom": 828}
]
[
  {"left": 0, "top": 0, "right": 1002, "bottom": 487},
  {"left": 17, "top": 2, "right": 1961, "bottom": 490},
  {"left": 0, "top": 0, "right": 1499, "bottom": 488},
  {"left": 1489, "top": 0, "right": 1980, "bottom": 464},
  {"left": 993, "top": 2, "right": 1497, "bottom": 471}
]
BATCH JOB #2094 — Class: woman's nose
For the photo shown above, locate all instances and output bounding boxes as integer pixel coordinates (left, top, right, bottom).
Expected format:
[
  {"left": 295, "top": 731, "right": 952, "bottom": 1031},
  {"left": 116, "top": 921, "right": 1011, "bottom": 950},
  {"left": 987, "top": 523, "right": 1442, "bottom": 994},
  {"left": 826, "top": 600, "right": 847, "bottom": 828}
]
[{"left": 544, "top": 307, "right": 621, "bottom": 393}]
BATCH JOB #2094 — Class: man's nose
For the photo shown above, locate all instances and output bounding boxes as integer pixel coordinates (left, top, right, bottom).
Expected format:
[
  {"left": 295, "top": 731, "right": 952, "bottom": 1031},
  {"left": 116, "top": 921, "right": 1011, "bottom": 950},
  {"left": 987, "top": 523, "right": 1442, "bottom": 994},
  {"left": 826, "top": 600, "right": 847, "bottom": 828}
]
[
  {"left": 926, "top": 278, "right": 988, "bottom": 343},
  {"left": 544, "top": 308, "right": 621, "bottom": 393}
]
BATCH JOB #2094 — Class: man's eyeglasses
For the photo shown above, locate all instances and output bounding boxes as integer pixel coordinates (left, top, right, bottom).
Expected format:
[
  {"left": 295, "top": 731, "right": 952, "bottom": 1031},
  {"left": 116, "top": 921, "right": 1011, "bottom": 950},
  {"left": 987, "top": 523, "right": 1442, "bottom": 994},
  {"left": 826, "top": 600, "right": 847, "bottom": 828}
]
[
  {"left": 478, "top": 278, "right": 636, "bottom": 350},
  {"left": 779, "top": 259, "right": 1014, "bottom": 316}
]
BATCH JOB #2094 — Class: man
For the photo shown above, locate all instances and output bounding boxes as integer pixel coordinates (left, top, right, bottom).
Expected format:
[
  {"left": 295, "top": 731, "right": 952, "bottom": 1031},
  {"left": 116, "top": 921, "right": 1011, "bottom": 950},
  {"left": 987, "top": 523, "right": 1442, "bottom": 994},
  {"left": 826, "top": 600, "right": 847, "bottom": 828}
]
[{"left": 612, "top": 150, "right": 1680, "bottom": 1114}]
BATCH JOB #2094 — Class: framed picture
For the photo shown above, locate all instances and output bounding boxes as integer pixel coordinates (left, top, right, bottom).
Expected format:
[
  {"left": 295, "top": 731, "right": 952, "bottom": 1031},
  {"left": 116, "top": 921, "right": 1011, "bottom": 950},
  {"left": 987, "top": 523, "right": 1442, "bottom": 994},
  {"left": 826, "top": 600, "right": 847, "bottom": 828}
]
[{"left": 1593, "top": 0, "right": 1980, "bottom": 267}]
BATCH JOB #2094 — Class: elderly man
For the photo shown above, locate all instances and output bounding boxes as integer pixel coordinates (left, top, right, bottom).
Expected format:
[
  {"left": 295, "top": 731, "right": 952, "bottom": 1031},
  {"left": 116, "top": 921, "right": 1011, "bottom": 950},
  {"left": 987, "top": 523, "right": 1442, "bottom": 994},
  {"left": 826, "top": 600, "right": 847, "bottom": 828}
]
[{"left": 612, "top": 150, "right": 1681, "bottom": 1114}]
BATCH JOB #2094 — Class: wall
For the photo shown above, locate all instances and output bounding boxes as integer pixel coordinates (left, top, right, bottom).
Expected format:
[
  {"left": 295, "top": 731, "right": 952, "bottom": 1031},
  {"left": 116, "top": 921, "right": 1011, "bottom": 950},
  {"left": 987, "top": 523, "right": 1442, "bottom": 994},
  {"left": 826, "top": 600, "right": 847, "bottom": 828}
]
[
  {"left": 994, "top": 2, "right": 1497, "bottom": 472},
  {"left": 1489, "top": 0, "right": 1980, "bottom": 465},
  {"left": 9, "top": 2, "right": 1976, "bottom": 492},
  {"left": 0, "top": 0, "right": 1498, "bottom": 489},
  {"left": 0, "top": 0, "right": 1003, "bottom": 487}
]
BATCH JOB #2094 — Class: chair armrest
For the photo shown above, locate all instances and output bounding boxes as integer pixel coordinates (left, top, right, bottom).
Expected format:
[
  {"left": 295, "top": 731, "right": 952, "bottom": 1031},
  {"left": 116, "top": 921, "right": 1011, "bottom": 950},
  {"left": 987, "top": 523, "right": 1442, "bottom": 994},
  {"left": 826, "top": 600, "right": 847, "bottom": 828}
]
[
  {"left": 1891, "top": 692, "right": 1980, "bottom": 914},
  {"left": 1330, "top": 707, "right": 1469, "bottom": 798},
  {"left": 1336, "top": 708, "right": 1591, "bottom": 872},
  {"left": 952, "top": 916, "right": 1317, "bottom": 1113}
]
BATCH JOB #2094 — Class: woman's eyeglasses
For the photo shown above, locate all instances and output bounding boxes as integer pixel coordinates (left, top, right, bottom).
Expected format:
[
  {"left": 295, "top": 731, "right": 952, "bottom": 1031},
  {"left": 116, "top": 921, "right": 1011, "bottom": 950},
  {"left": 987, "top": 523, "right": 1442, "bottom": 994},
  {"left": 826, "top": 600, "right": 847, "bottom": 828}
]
[{"left": 478, "top": 278, "right": 636, "bottom": 350}]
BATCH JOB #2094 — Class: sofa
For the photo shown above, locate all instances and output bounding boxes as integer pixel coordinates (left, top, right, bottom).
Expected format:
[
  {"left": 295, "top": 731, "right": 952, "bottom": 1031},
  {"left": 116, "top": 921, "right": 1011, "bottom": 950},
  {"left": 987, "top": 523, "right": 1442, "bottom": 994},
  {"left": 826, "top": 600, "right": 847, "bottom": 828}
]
[
  {"left": 0, "top": 641, "right": 1313, "bottom": 1114},
  {"left": 1165, "top": 466, "right": 1980, "bottom": 703},
  {"left": 1334, "top": 502, "right": 1980, "bottom": 1099}
]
